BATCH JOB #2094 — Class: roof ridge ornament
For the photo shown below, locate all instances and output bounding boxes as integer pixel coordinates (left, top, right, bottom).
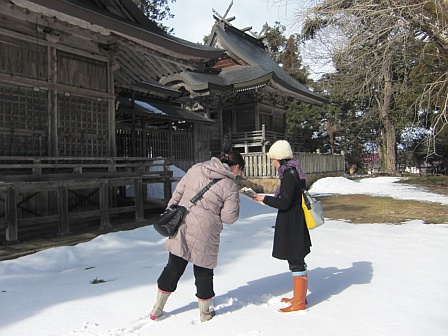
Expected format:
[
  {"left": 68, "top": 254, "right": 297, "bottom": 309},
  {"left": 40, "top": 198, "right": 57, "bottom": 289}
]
[
  {"left": 250, "top": 26, "right": 267, "bottom": 40},
  {"left": 213, "top": 1, "right": 267, "bottom": 41},
  {"left": 222, "top": 0, "right": 233, "bottom": 19},
  {"left": 212, "top": 0, "right": 235, "bottom": 26}
]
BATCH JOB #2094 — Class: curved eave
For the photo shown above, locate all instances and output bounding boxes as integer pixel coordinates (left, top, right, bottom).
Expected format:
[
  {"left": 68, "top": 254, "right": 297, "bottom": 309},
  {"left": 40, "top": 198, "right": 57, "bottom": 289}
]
[
  {"left": 160, "top": 74, "right": 212, "bottom": 92},
  {"left": 162, "top": 70, "right": 329, "bottom": 106},
  {"left": 271, "top": 76, "right": 328, "bottom": 105},
  {"left": 230, "top": 72, "right": 272, "bottom": 89},
  {"left": 117, "top": 97, "right": 214, "bottom": 124},
  {"left": 17, "top": 0, "right": 225, "bottom": 61},
  {"left": 124, "top": 81, "right": 182, "bottom": 98},
  {"left": 162, "top": 71, "right": 275, "bottom": 93}
]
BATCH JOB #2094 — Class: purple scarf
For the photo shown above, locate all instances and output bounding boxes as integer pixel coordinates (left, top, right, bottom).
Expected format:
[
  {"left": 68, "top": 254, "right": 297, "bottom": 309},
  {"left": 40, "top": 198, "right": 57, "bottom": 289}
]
[{"left": 275, "top": 160, "right": 306, "bottom": 197}]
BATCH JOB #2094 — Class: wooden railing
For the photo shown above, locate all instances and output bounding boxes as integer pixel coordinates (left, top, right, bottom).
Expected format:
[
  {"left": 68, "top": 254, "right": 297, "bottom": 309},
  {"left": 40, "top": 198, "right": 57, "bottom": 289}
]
[
  {"left": 0, "top": 156, "right": 171, "bottom": 175},
  {"left": 229, "top": 125, "right": 284, "bottom": 153},
  {"left": 0, "top": 157, "right": 178, "bottom": 244}
]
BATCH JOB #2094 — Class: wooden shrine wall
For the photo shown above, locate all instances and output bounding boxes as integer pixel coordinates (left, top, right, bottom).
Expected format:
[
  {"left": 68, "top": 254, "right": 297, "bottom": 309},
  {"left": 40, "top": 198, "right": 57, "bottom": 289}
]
[{"left": 0, "top": 34, "right": 111, "bottom": 158}]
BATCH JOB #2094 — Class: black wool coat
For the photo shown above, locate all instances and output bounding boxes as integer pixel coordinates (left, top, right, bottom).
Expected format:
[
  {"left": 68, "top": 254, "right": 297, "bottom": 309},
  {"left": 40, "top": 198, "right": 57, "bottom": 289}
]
[{"left": 263, "top": 168, "right": 311, "bottom": 261}]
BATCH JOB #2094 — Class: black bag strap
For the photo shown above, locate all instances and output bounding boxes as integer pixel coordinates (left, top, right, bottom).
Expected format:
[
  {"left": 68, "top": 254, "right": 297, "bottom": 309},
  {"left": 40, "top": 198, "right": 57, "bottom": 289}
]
[
  {"left": 288, "top": 168, "right": 311, "bottom": 209},
  {"left": 189, "top": 179, "right": 221, "bottom": 205}
]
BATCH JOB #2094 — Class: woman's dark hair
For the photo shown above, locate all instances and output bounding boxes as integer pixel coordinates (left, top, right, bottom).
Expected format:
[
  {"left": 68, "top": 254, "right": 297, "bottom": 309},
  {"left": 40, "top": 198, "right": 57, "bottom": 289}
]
[
  {"left": 278, "top": 159, "right": 289, "bottom": 166},
  {"left": 221, "top": 150, "right": 245, "bottom": 170}
]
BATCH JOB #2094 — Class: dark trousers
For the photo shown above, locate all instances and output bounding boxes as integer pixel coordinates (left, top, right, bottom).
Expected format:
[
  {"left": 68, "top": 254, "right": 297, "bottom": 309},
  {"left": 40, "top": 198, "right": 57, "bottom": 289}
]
[
  {"left": 157, "top": 253, "right": 215, "bottom": 300},
  {"left": 288, "top": 259, "right": 307, "bottom": 272}
]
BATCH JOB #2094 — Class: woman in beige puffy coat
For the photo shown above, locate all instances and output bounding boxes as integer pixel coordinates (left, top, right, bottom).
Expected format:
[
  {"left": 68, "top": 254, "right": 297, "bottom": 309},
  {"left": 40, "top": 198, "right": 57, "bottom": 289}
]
[{"left": 150, "top": 151, "right": 244, "bottom": 322}]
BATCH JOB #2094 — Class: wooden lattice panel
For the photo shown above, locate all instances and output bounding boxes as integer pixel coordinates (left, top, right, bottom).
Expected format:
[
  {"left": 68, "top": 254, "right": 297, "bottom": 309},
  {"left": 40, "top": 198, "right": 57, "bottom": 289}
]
[
  {"left": 0, "top": 84, "right": 48, "bottom": 156},
  {"left": 116, "top": 126, "right": 194, "bottom": 160},
  {"left": 58, "top": 94, "right": 108, "bottom": 157},
  {"left": 0, "top": 36, "right": 47, "bottom": 80},
  {"left": 57, "top": 51, "right": 108, "bottom": 92},
  {"left": 172, "top": 132, "right": 193, "bottom": 160},
  {"left": 146, "top": 129, "right": 170, "bottom": 158}
]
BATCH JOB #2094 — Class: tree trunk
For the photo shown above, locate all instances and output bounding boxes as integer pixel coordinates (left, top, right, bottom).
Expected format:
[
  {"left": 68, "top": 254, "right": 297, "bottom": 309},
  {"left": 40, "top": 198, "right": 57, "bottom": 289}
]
[
  {"left": 327, "top": 116, "right": 335, "bottom": 154},
  {"left": 377, "top": 67, "right": 396, "bottom": 174}
]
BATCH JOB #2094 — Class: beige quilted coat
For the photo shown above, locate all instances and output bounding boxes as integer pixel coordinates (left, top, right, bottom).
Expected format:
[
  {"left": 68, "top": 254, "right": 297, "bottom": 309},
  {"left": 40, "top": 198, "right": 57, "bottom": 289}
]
[{"left": 165, "top": 157, "right": 240, "bottom": 269}]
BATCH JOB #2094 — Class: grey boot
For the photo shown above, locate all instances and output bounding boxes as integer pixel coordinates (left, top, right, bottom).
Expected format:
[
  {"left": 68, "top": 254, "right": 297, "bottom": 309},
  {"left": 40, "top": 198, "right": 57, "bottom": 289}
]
[
  {"left": 198, "top": 298, "right": 216, "bottom": 322},
  {"left": 150, "top": 289, "right": 171, "bottom": 320}
]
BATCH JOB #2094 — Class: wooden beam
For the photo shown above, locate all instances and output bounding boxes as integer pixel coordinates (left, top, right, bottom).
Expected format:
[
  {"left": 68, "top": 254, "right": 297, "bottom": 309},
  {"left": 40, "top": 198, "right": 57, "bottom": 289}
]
[{"left": 0, "top": 73, "right": 114, "bottom": 100}]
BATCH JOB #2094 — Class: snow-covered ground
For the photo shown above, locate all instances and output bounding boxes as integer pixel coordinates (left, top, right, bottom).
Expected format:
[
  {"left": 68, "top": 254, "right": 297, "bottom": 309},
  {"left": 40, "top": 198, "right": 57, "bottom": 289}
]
[{"left": 1, "top": 176, "right": 447, "bottom": 336}]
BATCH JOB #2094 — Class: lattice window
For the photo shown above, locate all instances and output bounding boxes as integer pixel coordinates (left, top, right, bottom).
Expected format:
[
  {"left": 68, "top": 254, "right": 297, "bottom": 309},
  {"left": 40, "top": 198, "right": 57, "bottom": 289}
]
[
  {"left": 58, "top": 94, "right": 108, "bottom": 157},
  {"left": 0, "top": 83, "right": 48, "bottom": 156},
  {"left": 146, "top": 129, "right": 170, "bottom": 158},
  {"left": 116, "top": 128, "right": 132, "bottom": 157},
  {"left": 172, "top": 131, "right": 193, "bottom": 160}
]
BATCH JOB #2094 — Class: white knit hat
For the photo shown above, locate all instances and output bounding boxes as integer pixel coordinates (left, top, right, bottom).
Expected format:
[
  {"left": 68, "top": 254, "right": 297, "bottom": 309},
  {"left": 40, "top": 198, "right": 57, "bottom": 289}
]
[{"left": 267, "top": 140, "right": 293, "bottom": 160}]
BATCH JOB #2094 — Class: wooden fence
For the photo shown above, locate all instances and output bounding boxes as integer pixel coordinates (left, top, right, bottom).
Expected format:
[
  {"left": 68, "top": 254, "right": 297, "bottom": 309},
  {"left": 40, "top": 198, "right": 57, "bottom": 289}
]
[{"left": 243, "top": 152, "right": 345, "bottom": 178}]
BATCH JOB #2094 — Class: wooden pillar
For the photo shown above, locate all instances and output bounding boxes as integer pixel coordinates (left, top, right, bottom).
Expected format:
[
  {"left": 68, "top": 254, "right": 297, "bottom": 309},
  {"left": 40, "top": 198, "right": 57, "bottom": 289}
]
[
  {"left": 5, "top": 185, "right": 19, "bottom": 243},
  {"left": 218, "top": 107, "right": 223, "bottom": 151},
  {"left": 142, "top": 116, "right": 147, "bottom": 157},
  {"left": 99, "top": 180, "right": 112, "bottom": 229},
  {"left": 107, "top": 50, "right": 117, "bottom": 157},
  {"left": 131, "top": 113, "right": 136, "bottom": 157},
  {"left": 48, "top": 46, "right": 59, "bottom": 156},
  {"left": 163, "top": 165, "right": 173, "bottom": 202},
  {"left": 169, "top": 121, "right": 173, "bottom": 158},
  {"left": 262, "top": 124, "right": 266, "bottom": 153},
  {"left": 57, "top": 184, "right": 71, "bottom": 236},
  {"left": 134, "top": 178, "right": 144, "bottom": 222},
  {"left": 255, "top": 102, "right": 260, "bottom": 131},
  {"left": 192, "top": 121, "right": 197, "bottom": 161},
  {"left": 232, "top": 106, "right": 237, "bottom": 134}
]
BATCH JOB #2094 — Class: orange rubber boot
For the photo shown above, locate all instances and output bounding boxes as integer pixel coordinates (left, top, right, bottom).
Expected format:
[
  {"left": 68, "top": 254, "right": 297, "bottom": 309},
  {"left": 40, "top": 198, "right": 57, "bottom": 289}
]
[
  {"left": 279, "top": 275, "right": 308, "bottom": 312},
  {"left": 281, "top": 296, "right": 308, "bottom": 304}
]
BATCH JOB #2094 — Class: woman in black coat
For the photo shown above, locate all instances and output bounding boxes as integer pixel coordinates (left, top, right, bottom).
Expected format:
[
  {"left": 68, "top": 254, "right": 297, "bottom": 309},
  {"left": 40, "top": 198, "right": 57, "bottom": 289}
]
[{"left": 252, "top": 140, "right": 311, "bottom": 312}]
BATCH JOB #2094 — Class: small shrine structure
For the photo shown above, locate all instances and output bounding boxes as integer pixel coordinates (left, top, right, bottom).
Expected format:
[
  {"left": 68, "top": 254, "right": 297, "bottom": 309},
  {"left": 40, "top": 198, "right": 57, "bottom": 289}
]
[{"left": 161, "top": 7, "right": 327, "bottom": 155}]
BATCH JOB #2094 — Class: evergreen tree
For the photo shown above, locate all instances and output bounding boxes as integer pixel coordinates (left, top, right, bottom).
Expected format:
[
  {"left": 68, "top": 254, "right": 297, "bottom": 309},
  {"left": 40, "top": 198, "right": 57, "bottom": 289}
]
[
  {"left": 262, "top": 22, "right": 287, "bottom": 63},
  {"left": 132, "top": 0, "right": 176, "bottom": 32},
  {"left": 280, "top": 34, "right": 309, "bottom": 85}
]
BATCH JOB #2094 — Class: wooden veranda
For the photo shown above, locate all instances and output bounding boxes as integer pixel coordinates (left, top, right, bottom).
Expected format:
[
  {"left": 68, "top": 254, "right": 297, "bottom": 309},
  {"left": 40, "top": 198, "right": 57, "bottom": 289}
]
[{"left": 0, "top": 157, "right": 177, "bottom": 244}]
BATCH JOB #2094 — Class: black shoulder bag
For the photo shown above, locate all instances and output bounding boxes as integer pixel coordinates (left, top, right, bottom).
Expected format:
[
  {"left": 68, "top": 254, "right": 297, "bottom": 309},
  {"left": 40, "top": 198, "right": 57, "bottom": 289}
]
[{"left": 153, "top": 179, "right": 221, "bottom": 238}]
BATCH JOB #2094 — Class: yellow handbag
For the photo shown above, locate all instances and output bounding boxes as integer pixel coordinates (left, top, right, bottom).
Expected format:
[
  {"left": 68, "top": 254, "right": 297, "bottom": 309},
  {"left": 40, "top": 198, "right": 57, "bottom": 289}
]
[{"left": 302, "top": 190, "right": 325, "bottom": 230}]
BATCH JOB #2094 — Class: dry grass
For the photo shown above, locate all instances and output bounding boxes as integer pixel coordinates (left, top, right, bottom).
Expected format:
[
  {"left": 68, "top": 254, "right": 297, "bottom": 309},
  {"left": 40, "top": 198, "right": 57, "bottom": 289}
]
[
  {"left": 398, "top": 175, "right": 448, "bottom": 195},
  {"left": 320, "top": 175, "right": 448, "bottom": 225},
  {"left": 320, "top": 194, "right": 447, "bottom": 224}
]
